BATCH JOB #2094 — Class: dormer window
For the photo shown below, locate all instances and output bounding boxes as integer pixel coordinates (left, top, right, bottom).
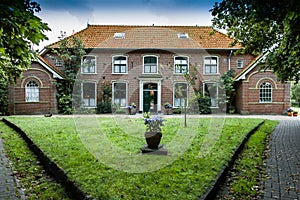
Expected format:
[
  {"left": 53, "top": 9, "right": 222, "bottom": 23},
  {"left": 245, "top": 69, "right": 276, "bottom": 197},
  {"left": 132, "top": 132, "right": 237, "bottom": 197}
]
[
  {"left": 114, "top": 32, "right": 125, "bottom": 39},
  {"left": 177, "top": 33, "right": 189, "bottom": 39}
]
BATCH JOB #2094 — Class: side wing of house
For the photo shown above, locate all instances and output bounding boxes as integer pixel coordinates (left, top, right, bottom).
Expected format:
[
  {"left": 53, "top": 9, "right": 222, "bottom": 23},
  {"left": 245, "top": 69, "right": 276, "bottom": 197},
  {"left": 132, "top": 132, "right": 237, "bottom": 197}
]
[
  {"left": 8, "top": 55, "right": 64, "bottom": 115},
  {"left": 234, "top": 55, "right": 290, "bottom": 114}
]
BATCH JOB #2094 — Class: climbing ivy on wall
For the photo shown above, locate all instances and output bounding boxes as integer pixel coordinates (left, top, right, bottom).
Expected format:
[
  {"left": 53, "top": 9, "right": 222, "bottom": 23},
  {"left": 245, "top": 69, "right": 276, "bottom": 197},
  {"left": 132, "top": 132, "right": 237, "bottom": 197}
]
[{"left": 51, "top": 36, "right": 86, "bottom": 114}]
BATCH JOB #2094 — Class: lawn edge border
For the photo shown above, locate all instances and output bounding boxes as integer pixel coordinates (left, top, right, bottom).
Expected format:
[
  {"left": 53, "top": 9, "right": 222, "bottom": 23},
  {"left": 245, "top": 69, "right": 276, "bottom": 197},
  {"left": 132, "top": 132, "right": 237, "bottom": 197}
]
[
  {"left": 2, "top": 118, "right": 90, "bottom": 200},
  {"left": 199, "top": 120, "right": 265, "bottom": 200}
]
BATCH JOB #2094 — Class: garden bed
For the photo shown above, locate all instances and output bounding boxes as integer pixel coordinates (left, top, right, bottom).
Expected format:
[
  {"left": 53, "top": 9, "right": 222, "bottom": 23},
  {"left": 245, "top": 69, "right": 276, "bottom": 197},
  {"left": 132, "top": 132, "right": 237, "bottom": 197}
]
[{"left": 3, "top": 116, "right": 269, "bottom": 199}]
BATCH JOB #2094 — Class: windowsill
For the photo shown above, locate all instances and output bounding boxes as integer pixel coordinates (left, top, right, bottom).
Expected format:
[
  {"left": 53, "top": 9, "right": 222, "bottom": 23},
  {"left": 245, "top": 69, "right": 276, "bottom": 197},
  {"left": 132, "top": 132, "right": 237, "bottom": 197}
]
[
  {"left": 81, "top": 73, "right": 97, "bottom": 75},
  {"left": 112, "top": 72, "right": 128, "bottom": 75},
  {"left": 203, "top": 73, "right": 219, "bottom": 75}
]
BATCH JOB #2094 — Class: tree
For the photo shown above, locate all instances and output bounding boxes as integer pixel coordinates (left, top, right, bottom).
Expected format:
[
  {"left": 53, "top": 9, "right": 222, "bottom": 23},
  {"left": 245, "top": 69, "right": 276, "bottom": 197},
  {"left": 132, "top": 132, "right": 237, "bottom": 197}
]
[
  {"left": 51, "top": 36, "right": 86, "bottom": 114},
  {"left": 211, "top": 0, "right": 300, "bottom": 82},
  {"left": 291, "top": 83, "right": 300, "bottom": 105},
  {"left": 0, "top": 0, "right": 50, "bottom": 82}
]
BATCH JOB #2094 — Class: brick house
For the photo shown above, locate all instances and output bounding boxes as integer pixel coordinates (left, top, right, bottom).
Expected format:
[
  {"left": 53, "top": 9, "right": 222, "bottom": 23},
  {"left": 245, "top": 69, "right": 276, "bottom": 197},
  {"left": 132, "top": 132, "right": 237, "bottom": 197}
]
[{"left": 8, "top": 25, "right": 290, "bottom": 115}]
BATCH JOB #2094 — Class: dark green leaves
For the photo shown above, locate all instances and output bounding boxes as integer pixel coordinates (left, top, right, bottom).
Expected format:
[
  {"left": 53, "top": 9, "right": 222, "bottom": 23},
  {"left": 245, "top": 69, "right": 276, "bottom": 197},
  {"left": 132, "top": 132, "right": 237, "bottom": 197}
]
[
  {"left": 0, "top": 0, "right": 50, "bottom": 83},
  {"left": 211, "top": 0, "right": 300, "bottom": 81}
]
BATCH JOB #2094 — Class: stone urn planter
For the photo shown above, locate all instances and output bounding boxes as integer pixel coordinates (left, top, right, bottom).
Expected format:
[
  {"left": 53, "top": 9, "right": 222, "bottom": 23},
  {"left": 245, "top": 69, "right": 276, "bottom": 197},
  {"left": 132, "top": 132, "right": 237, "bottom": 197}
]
[{"left": 145, "top": 132, "right": 162, "bottom": 149}]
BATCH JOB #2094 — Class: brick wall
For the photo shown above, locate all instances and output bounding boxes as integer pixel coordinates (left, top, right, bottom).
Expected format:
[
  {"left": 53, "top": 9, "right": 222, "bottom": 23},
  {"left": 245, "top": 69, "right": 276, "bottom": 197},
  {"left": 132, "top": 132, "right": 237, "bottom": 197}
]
[
  {"left": 235, "top": 66, "right": 290, "bottom": 114},
  {"left": 8, "top": 62, "right": 58, "bottom": 115}
]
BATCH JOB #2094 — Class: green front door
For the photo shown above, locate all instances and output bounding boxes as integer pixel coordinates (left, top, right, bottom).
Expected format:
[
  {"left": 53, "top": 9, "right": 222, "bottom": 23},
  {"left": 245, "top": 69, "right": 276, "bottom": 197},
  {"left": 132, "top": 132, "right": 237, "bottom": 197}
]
[
  {"left": 143, "top": 83, "right": 158, "bottom": 113},
  {"left": 143, "top": 91, "right": 151, "bottom": 112}
]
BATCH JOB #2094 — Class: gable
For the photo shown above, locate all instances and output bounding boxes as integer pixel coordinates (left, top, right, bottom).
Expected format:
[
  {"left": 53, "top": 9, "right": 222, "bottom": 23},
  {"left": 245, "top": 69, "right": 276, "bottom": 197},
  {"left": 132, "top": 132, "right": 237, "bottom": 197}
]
[
  {"left": 33, "top": 55, "right": 64, "bottom": 79},
  {"left": 234, "top": 53, "right": 268, "bottom": 81}
]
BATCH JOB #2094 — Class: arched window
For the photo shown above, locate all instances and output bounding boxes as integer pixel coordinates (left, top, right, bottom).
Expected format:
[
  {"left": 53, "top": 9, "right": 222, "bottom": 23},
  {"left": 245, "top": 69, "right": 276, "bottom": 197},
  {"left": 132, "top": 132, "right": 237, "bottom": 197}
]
[
  {"left": 25, "top": 81, "right": 39, "bottom": 102},
  {"left": 260, "top": 82, "right": 272, "bottom": 103}
]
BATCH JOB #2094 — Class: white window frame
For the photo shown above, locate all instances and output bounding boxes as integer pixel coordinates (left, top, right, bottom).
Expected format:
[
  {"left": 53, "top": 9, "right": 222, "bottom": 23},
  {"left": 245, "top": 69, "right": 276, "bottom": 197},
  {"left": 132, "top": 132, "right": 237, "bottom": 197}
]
[
  {"left": 55, "top": 58, "right": 63, "bottom": 67},
  {"left": 25, "top": 80, "right": 39, "bottom": 102},
  {"left": 173, "top": 82, "right": 188, "bottom": 108},
  {"left": 174, "top": 56, "right": 189, "bottom": 74},
  {"left": 259, "top": 82, "right": 272, "bottom": 103},
  {"left": 204, "top": 56, "right": 219, "bottom": 74},
  {"left": 112, "top": 55, "right": 128, "bottom": 74},
  {"left": 112, "top": 82, "right": 127, "bottom": 108},
  {"left": 82, "top": 82, "right": 97, "bottom": 108},
  {"left": 237, "top": 60, "right": 244, "bottom": 69},
  {"left": 81, "top": 55, "right": 96, "bottom": 74},
  {"left": 203, "top": 82, "right": 219, "bottom": 108},
  {"left": 143, "top": 55, "right": 158, "bottom": 74}
]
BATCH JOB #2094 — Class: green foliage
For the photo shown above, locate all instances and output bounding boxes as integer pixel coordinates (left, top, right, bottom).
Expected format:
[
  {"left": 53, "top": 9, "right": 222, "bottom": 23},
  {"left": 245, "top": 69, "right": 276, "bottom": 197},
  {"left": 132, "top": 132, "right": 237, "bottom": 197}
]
[
  {"left": 5, "top": 117, "right": 266, "bottom": 200},
  {"left": 51, "top": 37, "right": 86, "bottom": 114},
  {"left": 0, "top": 121, "right": 69, "bottom": 199},
  {"left": 219, "top": 69, "right": 236, "bottom": 112},
  {"left": 211, "top": 0, "right": 300, "bottom": 82},
  {"left": 198, "top": 95, "right": 212, "bottom": 114},
  {"left": 96, "top": 81, "right": 112, "bottom": 114},
  {"left": 96, "top": 101, "right": 112, "bottom": 114},
  {"left": 0, "top": 0, "right": 50, "bottom": 83},
  {"left": 291, "top": 83, "right": 300, "bottom": 104},
  {"left": 0, "top": 80, "right": 8, "bottom": 115}
]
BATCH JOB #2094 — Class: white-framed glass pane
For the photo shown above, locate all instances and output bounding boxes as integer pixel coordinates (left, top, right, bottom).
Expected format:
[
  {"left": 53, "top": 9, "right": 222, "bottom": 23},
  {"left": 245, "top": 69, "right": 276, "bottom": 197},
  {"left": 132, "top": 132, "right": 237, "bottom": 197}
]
[
  {"left": 204, "top": 82, "right": 218, "bottom": 107},
  {"left": 121, "top": 65, "right": 126, "bottom": 73},
  {"left": 260, "top": 82, "right": 272, "bottom": 103},
  {"left": 113, "top": 83, "right": 127, "bottom": 107},
  {"left": 82, "top": 56, "right": 96, "bottom": 73},
  {"left": 113, "top": 56, "right": 127, "bottom": 73},
  {"left": 82, "top": 82, "right": 96, "bottom": 107},
  {"left": 204, "top": 57, "right": 218, "bottom": 74},
  {"left": 25, "top": 81, "right": 39, "bottom": 102}
]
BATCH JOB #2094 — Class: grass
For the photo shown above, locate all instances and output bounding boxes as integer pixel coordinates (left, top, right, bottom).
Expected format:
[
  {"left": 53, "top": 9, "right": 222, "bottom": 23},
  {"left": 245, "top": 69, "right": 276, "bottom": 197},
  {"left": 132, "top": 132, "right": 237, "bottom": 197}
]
[
  {"left": 0, "top": 120, "right": 69, "bottom": 200},
  {"left": 219, "top": 120, "right": 279, "bottom": 199},
  {"left": 4, "top": 116, "right": 268, "bottom": 199}
]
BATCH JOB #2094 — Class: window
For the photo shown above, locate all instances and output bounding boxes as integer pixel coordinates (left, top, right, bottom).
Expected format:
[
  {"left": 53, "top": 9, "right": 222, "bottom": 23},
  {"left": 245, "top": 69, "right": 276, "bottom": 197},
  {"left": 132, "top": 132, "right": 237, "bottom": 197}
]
[
  {"left": 174, "top": 83, "right": 188, "bottom": 107},
  {"left": 204, "top": 56, "right": 218, "bottom": 74},
  {"left": 237, "top": 60, "right": 244, "bottom": 69},
  {"left": 113, "top": 82, "right": 127, "bottom": 107},
  {"left": 82, "top": 56, "right": 96, "bottom": 74},
  {"left": 177, "top": 33, "right": 189, "bottom": 39},
  {"left": 204, "top": 83, "right": 218, "bottom": 107},
  {"left": 174, "top": 56, "right": 188, "bottom": 74},
  {"left": 144, "top": 56, "right": 158, "bottom": 73},
  {"left": 55, "top": 58, "right": 63, "bottom": 67},
  {"left": 25, "top": 81, "right": 39, "bottom": 102},
  {"left": 114, "top": 32, "right": 125, "bottom": 39},
  {"left": 113, "top": 56, "right": 127, "bottom": 73},
  {"left": 260, "top": 82, "right": 272, "bottom": 103},
  {"left": 82, "top": 82, "right": 96, "bottom": 107}
]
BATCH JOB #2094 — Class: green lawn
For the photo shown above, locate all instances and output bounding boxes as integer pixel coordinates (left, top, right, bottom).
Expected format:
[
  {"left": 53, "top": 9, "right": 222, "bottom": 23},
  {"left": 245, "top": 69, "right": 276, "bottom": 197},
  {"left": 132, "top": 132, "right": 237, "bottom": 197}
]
[{"left": 2, "top": 116, "right": 273, "bottom": 200}]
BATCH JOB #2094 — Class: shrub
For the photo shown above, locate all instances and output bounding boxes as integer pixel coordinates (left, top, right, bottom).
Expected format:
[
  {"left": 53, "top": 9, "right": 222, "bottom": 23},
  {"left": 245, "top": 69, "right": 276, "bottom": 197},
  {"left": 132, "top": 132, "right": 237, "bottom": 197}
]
[{"left": 96, "top": 101, "right": 112, "bottom": 114}]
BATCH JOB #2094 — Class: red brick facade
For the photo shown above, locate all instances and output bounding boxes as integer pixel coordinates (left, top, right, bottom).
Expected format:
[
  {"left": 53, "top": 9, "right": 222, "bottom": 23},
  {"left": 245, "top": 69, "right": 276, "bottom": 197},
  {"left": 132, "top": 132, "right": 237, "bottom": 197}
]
[
  {"left": 7, "top": 25, "right": 291, "bottom": 115},
  {"left": 8, "top": 61, "right": 60, "bottom": 115},
  {"left": 235, "top": 67, "right": 290, "bottom": 114}
]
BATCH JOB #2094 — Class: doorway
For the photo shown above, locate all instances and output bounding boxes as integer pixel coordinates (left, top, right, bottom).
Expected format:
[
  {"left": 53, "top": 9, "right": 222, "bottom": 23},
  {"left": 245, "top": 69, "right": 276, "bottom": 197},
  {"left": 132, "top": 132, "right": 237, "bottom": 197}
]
[{"left": 143, "top": 83, "right": 158, "bottom": 113}]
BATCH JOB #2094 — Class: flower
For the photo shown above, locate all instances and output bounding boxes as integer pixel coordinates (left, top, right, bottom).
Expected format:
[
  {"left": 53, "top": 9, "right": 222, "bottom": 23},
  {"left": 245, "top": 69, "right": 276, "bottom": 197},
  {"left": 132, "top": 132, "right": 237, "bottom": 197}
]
[
  {"left": 287, "top": 107, "right": 293, "bottom": 112},
  {"left": 144, "top": 116, "right": 164, "bottom": 132},
  {"left": 128, "top": 102, "right": 136, "bottom": 109},
  {"left": 164, "top": 102, "right": 172, "bottom": 109}
]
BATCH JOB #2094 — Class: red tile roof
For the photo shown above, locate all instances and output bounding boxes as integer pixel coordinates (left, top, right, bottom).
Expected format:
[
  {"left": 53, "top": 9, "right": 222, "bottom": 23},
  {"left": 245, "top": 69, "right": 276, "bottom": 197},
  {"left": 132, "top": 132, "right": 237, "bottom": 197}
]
[{"left": 47, "top": 25, "right": 241, "bottom": 49}]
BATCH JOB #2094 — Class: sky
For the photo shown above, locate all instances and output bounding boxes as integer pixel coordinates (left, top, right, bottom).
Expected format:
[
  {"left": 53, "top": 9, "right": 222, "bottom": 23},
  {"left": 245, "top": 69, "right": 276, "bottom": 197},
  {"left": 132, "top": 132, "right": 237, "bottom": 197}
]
[{"left": 34, "top": 0, "right": 220, "bottom": 49}]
